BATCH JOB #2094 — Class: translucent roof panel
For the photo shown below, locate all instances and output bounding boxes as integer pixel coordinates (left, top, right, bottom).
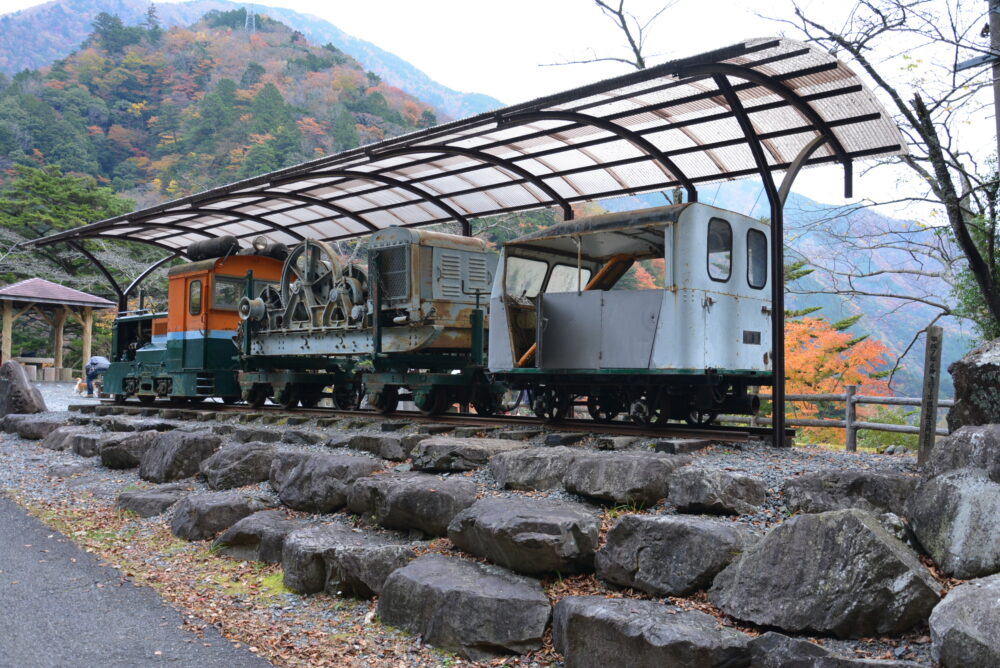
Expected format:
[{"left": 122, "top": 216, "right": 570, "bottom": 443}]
[{"left": 31, "top": 37, "right": 906, "bottom": 255}]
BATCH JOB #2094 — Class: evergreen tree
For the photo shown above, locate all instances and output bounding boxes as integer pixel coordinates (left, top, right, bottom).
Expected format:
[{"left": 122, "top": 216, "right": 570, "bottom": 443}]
[
  {"left": 240, "top": 62, "right": 265, "bottom": 88},
  {"left": 91, "top": 13, "right": 142, "bottom": 55},
  {"left": 331, "top": 109, "right": 359, "bottom": 151}
]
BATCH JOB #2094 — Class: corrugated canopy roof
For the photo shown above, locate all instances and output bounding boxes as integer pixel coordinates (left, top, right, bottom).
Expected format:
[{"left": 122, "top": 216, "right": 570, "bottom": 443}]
[
  {"left": 0, "top": 278, "right": 117, "bottom": 308},
  {"left": 30, "top": 37, "right": 906, "bottom": 256}
]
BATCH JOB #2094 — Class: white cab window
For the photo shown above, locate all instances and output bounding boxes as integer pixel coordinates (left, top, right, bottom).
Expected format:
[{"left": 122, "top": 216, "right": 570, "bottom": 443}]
[
  {"left": 505, "top": 256, "right": 547, "bottom": 298},
  {"left": 747, "top": 228, "right": 767, "bottom": 289},
  {"left": 707, "top": 218, "right": 732, "bottom": 282},
  {"left": 547, "top": 264, "right": 592, "bottom": 293}
]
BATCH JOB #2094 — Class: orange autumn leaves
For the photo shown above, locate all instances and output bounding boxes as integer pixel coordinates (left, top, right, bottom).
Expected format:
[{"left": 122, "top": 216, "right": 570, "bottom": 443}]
[{"left": 785, "top": 316, "right": 892, "bottom": 444}]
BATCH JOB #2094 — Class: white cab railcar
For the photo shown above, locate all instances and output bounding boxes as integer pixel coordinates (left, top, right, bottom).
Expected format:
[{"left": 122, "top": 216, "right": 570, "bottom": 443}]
[{"left": 488, "top": 202, "right": 772, "bottom": 424}]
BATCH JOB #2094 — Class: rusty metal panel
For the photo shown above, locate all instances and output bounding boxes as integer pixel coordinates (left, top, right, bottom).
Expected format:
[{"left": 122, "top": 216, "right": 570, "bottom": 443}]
[
  {"left": 599, "top": 291, "right": 661, "bottom": 369},
  {"left": 537, "top": 291, "right": 602, "bottom": 369}
]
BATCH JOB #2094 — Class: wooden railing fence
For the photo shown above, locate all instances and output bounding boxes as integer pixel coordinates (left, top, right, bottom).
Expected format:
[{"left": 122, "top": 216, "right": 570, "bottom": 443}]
[{"left": 720, "top": 385, "right": 954, "bottom": 452}]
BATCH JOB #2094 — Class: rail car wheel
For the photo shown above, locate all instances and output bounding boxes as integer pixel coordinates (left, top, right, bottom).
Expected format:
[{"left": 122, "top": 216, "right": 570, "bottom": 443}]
[
  {"left": 587, "top": 392, "right": 623, "bottom": 423},
  {"left": 472, "top": 387, "right": 510, "bottom": 416},
  {"left": 300, "top": 394, "right": 322, "bottom": 409},
  {"left": 246, "top": 385, "right": 269, "bottom": 409},
  {"left": 331, "top": 385, "right": 362, "bottom": 410},
  {"left": 629, "top": 397, "right": 665, "bottom": 426},
  {"left": 685, "top": 410, "right": 719, "bottom": 426},
  {"left": 137, "top": 395, "right": 156, "bottom": 405},
  {"left": 414, "top": 387, "right": 448, "bottom": 417},
  {"left": 221, "top": 395, "right": 240, "bottom": 405},
  {"left": 532, "top": 389, "right": 570, "bottom": 422},
  {"left": 276, "top": 387, "right": 299, "bottom": 410},
  {"left": 112, "top": 393, "right": 127, "bottom": 405},
  {"left": 370, "top": 386, "right": 399, "bottom": 415}
]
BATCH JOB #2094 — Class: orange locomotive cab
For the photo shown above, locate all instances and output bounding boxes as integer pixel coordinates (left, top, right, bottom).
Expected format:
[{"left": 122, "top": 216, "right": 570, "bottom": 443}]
[{"left": 105, "top": 249, "right": 283, "bottom": 403}]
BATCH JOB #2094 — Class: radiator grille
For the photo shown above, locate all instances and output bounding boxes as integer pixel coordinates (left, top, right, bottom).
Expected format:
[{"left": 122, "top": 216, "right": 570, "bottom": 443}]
[{"left": 380, "top": 246, "right": 409, "bottom": 302}]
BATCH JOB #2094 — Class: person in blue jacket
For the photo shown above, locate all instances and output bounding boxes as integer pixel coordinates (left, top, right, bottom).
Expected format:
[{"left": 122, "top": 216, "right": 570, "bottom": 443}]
[{"left": 84, "top": 355, "right": 111, "bottom": 397}]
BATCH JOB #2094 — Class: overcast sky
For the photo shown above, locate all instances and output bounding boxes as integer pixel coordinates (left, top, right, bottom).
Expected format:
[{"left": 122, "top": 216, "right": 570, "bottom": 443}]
[{"left": 0, "top": 0, "right": 991, "bottom": 214}]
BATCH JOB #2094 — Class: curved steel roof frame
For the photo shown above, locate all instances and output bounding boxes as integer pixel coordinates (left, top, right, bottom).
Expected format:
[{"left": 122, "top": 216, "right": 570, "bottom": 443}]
[{"left": 30, "top": 37, "right": 905, "bottom": 256}]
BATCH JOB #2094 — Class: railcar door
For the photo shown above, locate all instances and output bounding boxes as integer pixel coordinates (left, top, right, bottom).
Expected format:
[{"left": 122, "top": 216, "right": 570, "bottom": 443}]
[
  {"left": 182, "top": 275, "right": 207, "bottom": 370},
  {"left": 703, "top": 216, "right": 739, "bottom": 369}
]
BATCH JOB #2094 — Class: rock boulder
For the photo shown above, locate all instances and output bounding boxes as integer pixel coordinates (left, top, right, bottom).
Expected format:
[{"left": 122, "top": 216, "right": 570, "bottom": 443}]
[
  {"left": 947, "top": 338, "right": 1000, "bottom": 430},
  {"left": 924, "top": 424, "right": 1000, "bottom": 483},
  {"left": 596, "top": 514, "right": 758, "bottom": 596},
  {"left": 170, "top": 490, "right": 274, "bottom": 541},
  {"left": 563, "top": 451, "right": 691, "bottom": 506},
  {"left": 448, "top": 497, "right": 600, "bottom": 574},
  {"left": 488, "top": 446, "right": 578, "bottom": 491},
  {"left": 15, "top": 415, "right": 66, "bottom": 440},
  {"left": 709, "top": 509, "right": 940, "bottom": 638},
  {"left": 348, "top": 472, "right": 476, "bottom": 536},
  {"left": 199, "top": 442, "right": 276, "bottom": 490},
  {"left": 411, "top": 437, "right": 530, "bottom": 472},
  {"left": 100, "top": 431, "right": 158, "bottom": 469},
  {"left": 40, "top": 426, "right": 89, "bottom": 451},
  {"left": 212, "top": 510, "right": 308, "bottom": 563},
  {"left": 930, "top": 573, "right": 1000, "bottom": 668},
  {"left": 668, "top": 467, "right": 766, "bottom": 515},
  {"left": 378, "top": 554, "right": 550, "bottom": 661},
  {"left": 552, "top": 596, "right": 750, "bottom": 668},
  {"left": 139, "top": 431, "right": 222, "bottom": 483},
  {"left": 906, "top": 469, "right": 1000, "bottom": 579},
  {"left": 0, "top": 361, "right": 46, "bottom": 416},
  {"left": 347, "top": 434, "right": 410, "bottom": 461},
  {"left": 116, "top": 484, "right": 192, "bottom": 517},
  {"left": 783, "top": 470, "right": 917, "bottom": 516},
  {"left": 269, "top": 451, "right": 380, "bottom": 513}
]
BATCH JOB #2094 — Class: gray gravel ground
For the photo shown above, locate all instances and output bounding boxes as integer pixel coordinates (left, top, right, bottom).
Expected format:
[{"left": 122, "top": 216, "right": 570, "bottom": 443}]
[{"left": 0, "top": 385, "right": 936, "bottom": 666}]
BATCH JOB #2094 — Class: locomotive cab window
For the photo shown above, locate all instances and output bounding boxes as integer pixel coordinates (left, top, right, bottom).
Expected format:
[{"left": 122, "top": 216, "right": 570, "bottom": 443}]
[
  {"left": 747, "top": 228, "right": 767, "bottom": 289},
  {"left": 547, "top": 264, "right": 592, "bottom": 293},
  {"left": 707, "top": 218, "right": 732, "bottom": 282},
  {"left": 213, "top": 276, "right": 243, "bottom": 311},
  {"left": 189, "top": 280, "right": 202, "bottom": 315},
  {"left": 505, "top": 256, "right": 547, "bottom": 299}
]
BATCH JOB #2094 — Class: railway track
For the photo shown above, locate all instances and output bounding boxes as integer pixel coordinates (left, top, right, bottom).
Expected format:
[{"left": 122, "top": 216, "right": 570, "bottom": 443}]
[{"left": 95, "top": 398, "right": 793, "bottom": 443}]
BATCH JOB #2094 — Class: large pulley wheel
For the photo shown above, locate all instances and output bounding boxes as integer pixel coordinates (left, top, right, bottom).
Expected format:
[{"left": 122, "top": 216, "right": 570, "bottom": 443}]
[
  {"left": 369, "top": 386, "right": 399, "bottom": 415},
  {"left": 532, "top": 389, "right": 571, "bottom": 422},
  {"left": 281, "top": 239, "right": 343, "bottom": 327}
]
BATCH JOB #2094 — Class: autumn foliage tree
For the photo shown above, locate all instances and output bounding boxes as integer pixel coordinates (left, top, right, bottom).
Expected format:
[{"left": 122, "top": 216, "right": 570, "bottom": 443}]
[{"left": 785, "top": 316, "right": 892, "bottom": 444}]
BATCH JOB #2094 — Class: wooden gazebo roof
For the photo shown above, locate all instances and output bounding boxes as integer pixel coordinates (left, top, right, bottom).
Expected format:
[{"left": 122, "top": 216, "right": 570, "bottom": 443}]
[{"left": 0, "top": 278, "right": 116, "bottom": 309}]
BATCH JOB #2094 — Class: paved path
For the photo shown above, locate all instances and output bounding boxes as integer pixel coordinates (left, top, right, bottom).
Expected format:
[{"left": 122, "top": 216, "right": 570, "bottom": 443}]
[{"left": 0, "top": 495, "right": 272, "bottom": 668}]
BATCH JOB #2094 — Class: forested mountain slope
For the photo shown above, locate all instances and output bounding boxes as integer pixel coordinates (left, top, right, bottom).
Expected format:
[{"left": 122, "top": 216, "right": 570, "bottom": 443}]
[
  {"left": 0, "top": 0, "right": 501, "bottom": 119},
  {"left": 0, "top": 9, "right": 441, "bottom": 202}
]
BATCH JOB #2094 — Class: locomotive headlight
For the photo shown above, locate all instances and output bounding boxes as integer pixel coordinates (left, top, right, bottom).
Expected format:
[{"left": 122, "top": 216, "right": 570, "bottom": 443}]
[{"left": 252, "top": 236, "right": 269, "bottom": 253}]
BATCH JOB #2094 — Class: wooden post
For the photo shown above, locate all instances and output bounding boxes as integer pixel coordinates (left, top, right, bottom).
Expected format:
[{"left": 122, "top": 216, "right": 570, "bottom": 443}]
[
  {"left": 81, "top": 306, "right": 94, "bottom": 377},
  {"left": 845, "top": 384, "right": 858, "bottom": 452},
  {"left": 918, "top": 325, "right": 944, "bottom": 465},
  {"left": 1, "top": 300, "right": 11, "bottom": 363},
  {"left": 53, "top": 306, "right": 68, "bottom": 369}
]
